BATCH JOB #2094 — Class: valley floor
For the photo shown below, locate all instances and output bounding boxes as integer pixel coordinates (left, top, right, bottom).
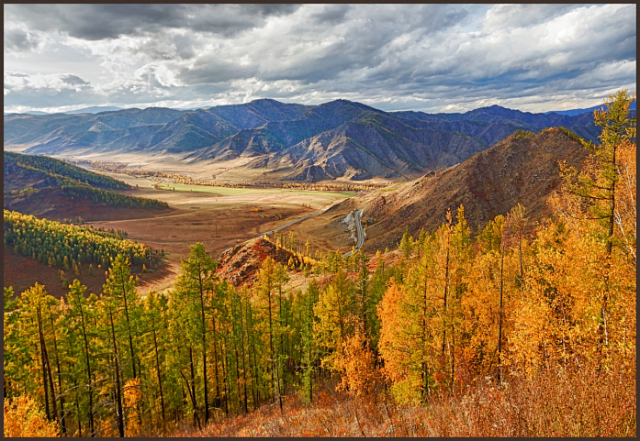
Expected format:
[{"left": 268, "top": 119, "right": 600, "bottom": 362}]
[{"left": 77, "top": 171, "right": 357, "bottom": 292}]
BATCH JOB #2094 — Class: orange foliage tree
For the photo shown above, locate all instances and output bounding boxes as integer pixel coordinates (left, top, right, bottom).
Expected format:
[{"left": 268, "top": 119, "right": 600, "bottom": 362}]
[{"left": 4, "top": 394, "right": 60, "bottom": 437}]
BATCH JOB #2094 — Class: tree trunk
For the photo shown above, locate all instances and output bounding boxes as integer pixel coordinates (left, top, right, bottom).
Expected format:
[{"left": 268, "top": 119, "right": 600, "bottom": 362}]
[
  {"left": 267, "top": 277, "right": 283, "bottom": 412},
  {"left": 36, "top": 309, "right": 50, "bottom": 421},
  {"left": 211, "top": 312, "right": 221, "bottom": 410},
  {"left": 497, "top": 245, "right": 505, "bottom": 383},
  {"left": 246, "top": 300, "right": 259, "bottom": 410},
  {"left": 422, "top": 256, "right": 430, "bottom": 401},
  {"left": 442, "top": 238, "right": 450, "bottom": 359},
  {"left": 152, "top": 328, "right": 166, "bottom": 423},
  {"left": 232, "top": 312, "right": 247, "bottom": 414},
  {"left": 189, "top": 346, "right": 198, "bottom": 422},
  {"left": 108, "top": 307, "right": 125, "bottom": 438},
  {"left": 119, "top": 265, "right": 138, "bottom": 379},
  {"left": 74, "top": 378, "right": 82, "bottom": 437},
  {"left": 221, "top": 333, "right": 229, "bottom": 416},
  {"left": 78, "top": 298, "right": 95, "bottom": 436},
  {"left": 178, "top": 369, "right": 201, "bottom": 430},
  {"left": 197, "top": 269, "right": 209, "bottom": 424},
  {"left": 49, "top": 317, "right": 67, "bottom": 435}
]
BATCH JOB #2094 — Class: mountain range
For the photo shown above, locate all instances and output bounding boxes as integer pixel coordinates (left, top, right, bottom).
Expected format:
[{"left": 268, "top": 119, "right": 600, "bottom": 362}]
[
  {"left": 4, "top": 99, "right": 603, "bottom": 182},
  {"left": 545, "top": 100, "right": 636, "bottom": 116}
]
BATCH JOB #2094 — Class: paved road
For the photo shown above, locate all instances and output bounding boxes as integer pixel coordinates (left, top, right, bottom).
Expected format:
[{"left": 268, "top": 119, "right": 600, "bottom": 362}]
[
  {"left": 256, "top": 204, "right": 333, "bottom": 239},
  {"left": 343, "top": 209, "right": 365, "bottom": 257},
  {"left": 254, "top": 202, "right": 365, "bottom": 257}
]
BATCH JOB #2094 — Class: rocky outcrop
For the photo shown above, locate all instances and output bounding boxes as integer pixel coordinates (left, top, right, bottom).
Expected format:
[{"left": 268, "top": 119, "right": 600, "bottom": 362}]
[{"left": 216, "top": 238, "right": 302, "bottom": 287}]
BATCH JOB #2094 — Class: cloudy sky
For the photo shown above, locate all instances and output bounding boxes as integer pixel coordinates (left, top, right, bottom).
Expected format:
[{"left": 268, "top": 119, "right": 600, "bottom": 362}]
[{"left": 4, "top": 4, "right": 636, "bottom": 114}]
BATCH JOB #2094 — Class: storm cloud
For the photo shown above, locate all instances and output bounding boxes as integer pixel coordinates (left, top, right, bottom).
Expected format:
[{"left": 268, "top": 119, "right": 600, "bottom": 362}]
[
  {"left": 4, "top": 4, "right": 301, "bottom": 40},
  {"left": 4, "top": 4, "right": 636, "bottom": 114}
]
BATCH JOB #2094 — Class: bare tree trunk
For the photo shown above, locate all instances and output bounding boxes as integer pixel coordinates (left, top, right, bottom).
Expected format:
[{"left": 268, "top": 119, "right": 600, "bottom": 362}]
[
  {"left": 108, "top": 307, "right": 125, "bottom": 438},
  {"left": 152, "top": 329, "right": 166, "bottom": 422},
  {"left": 497, "top": 245, "right": 505, "bottom": 383},
  {"left": 197, "top": 270, "right": 209, "bottom": 424},
  {"left": 78, "top": 296, "right": 95, "bottom": 436},
  {"left": 211, "top": 312, "right": 221, "bottom": 410},
  {"left": 49, "top": 317, "right": 67, "bottom": 435},
  {"left": 189, "top": 346, "right": 198, "bottom": 423},
  {"left": 37, "top": 310, "right": 50, "bottom": 421}
]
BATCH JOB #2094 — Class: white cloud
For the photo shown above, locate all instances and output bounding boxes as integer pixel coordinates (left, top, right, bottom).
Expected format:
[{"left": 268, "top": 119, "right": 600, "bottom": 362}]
[{"left": 3, "top": 4, "right": 636, "bottom": 114}]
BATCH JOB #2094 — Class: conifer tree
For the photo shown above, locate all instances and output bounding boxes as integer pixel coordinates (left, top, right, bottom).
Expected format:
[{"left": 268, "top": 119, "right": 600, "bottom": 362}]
[
  {"left": 253, "top": 256, "right": 283, "bottom": 411},
  {"left": 102, "top": 255, "right": 141, "bottom": 382},
  {"left": 65, "top": 280, "right": 98, "bottom": 436},
  {"left": 399, "top": 225, "right": 413, "bottom": 256},
  {"left": 313, "top": 268, "right": 355, "bottom": 373},
  {"left": 173, "top": 243, "right": 218, "bottom": 424},
  {"left": 141, "top": 292, "right": 169, "bottom": 425},
  {"left": 559, "top": 90, "right": 636, "bottom": 355},
  {"left": 299, "top": 280, "right": 319, "bottom": 404}
]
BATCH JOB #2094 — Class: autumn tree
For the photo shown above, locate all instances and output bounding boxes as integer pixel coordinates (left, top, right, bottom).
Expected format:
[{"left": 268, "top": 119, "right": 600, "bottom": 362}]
[
  {"left": 102, "top": 255, "right": 141, "bottom": 382},
  {"left": 253, "top": 256, "right": 283, "bottom": 411},
  {"left": 4, "top": 394, "right": 60, "bottom": 437},
  {"left": 557, "top": 90, "right": 636, "bottom": 357},
  {"left": 313, "top": 268, "right": 355, "bottom": 374},
  {"left": 140, "top": 291, "right": 170, "bottom": 426},
  {"left": 64, "top": 280, "right": 99, "bottom": 436}
]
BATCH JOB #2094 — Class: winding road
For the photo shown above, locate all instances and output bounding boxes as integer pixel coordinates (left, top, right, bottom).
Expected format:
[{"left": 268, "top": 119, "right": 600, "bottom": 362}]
[
  {"left": 256, "top": 203, "right": 365, "bottom": 257},
  {"left": 343, "top": 209, "right": 365, "bottom": 257}
]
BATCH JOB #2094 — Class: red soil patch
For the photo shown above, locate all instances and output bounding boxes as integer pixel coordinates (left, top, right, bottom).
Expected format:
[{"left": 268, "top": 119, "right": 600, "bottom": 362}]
[{"left": 217, "top": 238, "right": 302, "bottom": 287}]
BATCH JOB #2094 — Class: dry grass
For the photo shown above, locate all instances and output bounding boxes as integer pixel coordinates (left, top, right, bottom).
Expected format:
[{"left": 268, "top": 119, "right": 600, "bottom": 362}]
[{"left": 154, "top": 359, "right": 635, "bottom": 437}]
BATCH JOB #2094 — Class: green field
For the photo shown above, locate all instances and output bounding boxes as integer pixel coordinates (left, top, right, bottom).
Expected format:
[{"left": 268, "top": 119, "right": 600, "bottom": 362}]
[{"left": 156, "top": 183, "right": 357, "bottom": 198}]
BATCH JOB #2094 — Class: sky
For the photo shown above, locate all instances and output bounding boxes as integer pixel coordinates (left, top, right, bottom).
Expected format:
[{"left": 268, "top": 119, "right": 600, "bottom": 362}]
[{"left": 4, "top": 4, "right": 637, "bottom": 114}]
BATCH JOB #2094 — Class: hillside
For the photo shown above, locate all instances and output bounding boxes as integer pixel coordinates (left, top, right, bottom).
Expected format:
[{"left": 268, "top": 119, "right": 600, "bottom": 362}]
[
  {"left": 4, "top": 99, "right": 600, "bottom": 182},
  {"left": 4, "top": 93, "right": 635, "bottom": 440},
  {"left": 4, "top": 152, "right": 170, "bottom": 221},
  {"left": 357, "top": 127, "right": 589, "bottom": 251}
]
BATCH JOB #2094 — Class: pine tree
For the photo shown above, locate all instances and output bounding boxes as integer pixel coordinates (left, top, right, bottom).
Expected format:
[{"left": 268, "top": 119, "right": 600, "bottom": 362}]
[{"left": 102, "top": 255, "right": 141, "bottom": 382}]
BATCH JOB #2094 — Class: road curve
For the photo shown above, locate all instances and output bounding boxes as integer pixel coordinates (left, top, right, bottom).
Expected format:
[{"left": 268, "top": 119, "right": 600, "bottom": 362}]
[
  {"left": 251, "top": 201, "right": 365, "bottom": 258},
  {"left": 343, "top": 209, "right": 364, "bottom": 257}
]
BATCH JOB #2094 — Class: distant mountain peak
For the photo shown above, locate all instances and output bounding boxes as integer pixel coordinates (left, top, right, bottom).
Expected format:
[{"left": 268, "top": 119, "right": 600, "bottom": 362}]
[{"left": 249, "top": 98, "right": 283, "bottom": 104}]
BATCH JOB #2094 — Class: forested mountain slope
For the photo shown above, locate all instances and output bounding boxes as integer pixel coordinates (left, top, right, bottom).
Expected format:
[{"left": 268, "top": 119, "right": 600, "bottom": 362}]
[{"left": 4, "top": 152, "right": 169, "bottom": 219}]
